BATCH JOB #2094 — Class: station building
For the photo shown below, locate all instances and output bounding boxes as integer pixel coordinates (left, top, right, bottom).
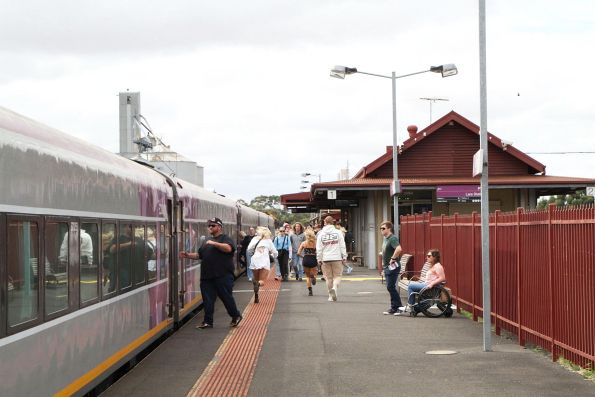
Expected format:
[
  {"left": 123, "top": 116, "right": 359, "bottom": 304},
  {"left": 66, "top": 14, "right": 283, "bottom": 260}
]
[{"left": 281, "top": 111, "right": 595, "bottom": 268}]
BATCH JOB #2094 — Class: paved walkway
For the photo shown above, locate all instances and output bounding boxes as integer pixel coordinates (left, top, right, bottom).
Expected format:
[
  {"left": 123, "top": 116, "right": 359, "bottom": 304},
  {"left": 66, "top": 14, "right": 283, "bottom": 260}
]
[{"left": 103, "top": 266, "right": 594, "bottom": 397}]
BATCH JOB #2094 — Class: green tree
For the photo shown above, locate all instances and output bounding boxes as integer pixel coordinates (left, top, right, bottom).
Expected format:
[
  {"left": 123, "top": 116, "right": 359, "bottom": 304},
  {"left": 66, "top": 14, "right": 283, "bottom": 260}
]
[
  {"left": 537, "top": 190, "right": 594, "bottom": 209},
  {"left": 245, "top": 195, "right": 313, "bottom": 226}
]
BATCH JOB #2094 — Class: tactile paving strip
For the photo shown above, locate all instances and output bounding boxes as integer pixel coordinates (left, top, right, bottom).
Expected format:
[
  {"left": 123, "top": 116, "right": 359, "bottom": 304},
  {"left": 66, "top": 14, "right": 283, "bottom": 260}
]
[{"left": 187, "top": 274, "right": 280, "bottom": 397}]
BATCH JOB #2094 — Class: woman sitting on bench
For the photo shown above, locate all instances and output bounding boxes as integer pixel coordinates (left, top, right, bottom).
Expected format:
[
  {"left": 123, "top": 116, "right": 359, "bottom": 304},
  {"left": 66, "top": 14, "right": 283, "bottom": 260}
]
[{"left": 406, "top": 249, "right": 446, "bottom": 309}]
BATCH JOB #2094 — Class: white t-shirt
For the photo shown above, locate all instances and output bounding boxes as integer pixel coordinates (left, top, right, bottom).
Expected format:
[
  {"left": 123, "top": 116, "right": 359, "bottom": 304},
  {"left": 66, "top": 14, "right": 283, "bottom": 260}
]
[{"left": 247, "top": 237, "right": 278, "bottom": 270}]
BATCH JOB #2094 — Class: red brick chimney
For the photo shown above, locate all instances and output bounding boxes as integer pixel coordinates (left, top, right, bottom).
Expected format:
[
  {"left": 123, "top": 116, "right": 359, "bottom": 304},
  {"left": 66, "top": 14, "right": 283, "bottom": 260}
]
[{"left": 407, "top": 125, "right": 418, "bottom": 139}]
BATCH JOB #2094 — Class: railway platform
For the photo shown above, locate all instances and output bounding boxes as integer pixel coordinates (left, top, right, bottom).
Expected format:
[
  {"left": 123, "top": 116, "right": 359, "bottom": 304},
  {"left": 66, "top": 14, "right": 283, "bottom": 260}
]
[{"left": 100, "top": 266, "right": 593, "bottom": 397}]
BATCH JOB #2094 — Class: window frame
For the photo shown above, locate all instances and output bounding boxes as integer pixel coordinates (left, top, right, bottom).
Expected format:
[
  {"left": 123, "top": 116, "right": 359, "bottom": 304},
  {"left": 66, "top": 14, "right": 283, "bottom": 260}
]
[
  {"left": 0, "top": 213, "right": 6, "bottom": 338},
  {"left": 80, "top": 218, "right": 100, "bottom": 308},
  {"left": 43, "top": 216, "right": 73, "bottom": 322},
  {"left": 6, "top": 214, "right": 43, "bottom": 335},
  {"left": 147, "top": 222, "right": 158, "bottom": 283},
  {"left": 133, "top": 223, "right": 147, "bottom": 287},
  {"left": 117, "top": 221, "right": 134, "bottom": 294},
  {"left": 100, "top": 220, "right": 118, "bottom": 301}
]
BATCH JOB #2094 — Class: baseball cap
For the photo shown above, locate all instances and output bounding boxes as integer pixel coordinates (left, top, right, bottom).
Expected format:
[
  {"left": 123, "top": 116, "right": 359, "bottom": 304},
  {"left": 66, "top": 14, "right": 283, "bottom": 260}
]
[{"left": 207, "top": 217, "right": 223, "bottom": 227}]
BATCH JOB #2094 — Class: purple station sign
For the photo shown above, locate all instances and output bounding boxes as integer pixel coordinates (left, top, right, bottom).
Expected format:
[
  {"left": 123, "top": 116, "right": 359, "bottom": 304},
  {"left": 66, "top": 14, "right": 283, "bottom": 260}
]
[{"left": 436, "top": 185, "right": 481, "bottom": 203}]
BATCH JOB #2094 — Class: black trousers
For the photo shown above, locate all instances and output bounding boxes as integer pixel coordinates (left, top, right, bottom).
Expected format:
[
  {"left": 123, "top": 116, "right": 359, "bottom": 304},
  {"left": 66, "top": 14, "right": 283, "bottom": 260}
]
[
  {"left": 200, "top": 274, "right": 241, "bottom": 325},
  {"left": 277, "top": 250, "right": 289, "bottom": 278}
]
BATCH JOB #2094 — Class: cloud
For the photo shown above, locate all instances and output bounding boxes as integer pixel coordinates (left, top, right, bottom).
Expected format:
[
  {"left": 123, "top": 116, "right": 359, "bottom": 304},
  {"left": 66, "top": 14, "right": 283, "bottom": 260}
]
[{"left": 0, "top": 0, "right": 594, "bottom": 201}]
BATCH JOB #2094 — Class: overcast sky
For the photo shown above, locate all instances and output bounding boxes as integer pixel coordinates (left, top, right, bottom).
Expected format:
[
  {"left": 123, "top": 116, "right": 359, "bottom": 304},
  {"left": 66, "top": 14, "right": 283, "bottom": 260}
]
[{"left": 1, "top": 1, "right": 594, "bottom": 201}]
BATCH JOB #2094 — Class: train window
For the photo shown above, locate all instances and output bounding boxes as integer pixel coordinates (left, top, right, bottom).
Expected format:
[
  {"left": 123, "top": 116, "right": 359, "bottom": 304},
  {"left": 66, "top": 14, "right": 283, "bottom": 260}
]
[
  {"left": 117, "top": 223, "right": 133, "bottom": 291},
  {"left": 44, "top": 220, "right": 69, "bottom": 316},
  {"left": 101, "top": 223, "right": 117, "bottom": 297},
  {"left": 158, "top": 223, "right": 168, "bottom": 281},
  {"left": 133, "top": 225, "right": 146, "bottom": 286},
  {"left": 7, "top": 219, "right": 40, "bottom": 328},
  {"left": 80, "top": 222, "right": 99, "bottom": 303},
  {"left": 147, "top": 224, "right": 157, "bottom": 282}
]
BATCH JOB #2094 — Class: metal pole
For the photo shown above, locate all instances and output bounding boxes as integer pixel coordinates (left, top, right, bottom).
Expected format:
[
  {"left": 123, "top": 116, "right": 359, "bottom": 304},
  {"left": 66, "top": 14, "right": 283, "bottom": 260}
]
[
  {"left": 392, "top": 72, "right": 399, "bottom": 235},
  {"left": 479, "top": 0, "right": 492, "bottom": 352}
]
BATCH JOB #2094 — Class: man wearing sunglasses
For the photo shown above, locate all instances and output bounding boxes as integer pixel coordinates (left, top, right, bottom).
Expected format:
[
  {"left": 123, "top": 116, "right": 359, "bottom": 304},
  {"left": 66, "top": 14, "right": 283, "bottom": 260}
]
[
  {"left": 380, "top": 221, "right": 404, "bottom": 316},
  {"left": 180, "top": 217, "right": 242, "bottom": 329}
]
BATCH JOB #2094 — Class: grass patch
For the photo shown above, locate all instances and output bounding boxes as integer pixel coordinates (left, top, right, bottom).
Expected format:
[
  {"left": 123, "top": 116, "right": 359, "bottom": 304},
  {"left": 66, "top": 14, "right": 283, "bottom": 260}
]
[
  {"left": 558, "top": 357, "right": 595, "bottom": 382},
  {"left": 459, "top": 308, "right": 473, "bottom": 320}
]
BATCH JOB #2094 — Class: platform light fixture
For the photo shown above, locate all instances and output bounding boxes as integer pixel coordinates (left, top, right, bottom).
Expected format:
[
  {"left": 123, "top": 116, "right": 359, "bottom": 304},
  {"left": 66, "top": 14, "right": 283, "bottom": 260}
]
[{"left": 330, "top": 63, "right": 457, "bottom": 236}]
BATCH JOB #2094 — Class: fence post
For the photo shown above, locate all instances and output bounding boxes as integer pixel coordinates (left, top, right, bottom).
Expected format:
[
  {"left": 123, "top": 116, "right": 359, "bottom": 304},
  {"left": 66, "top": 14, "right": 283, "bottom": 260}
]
[
  {"left": 494, "top": 210, "right": 500, "bottom": 336},
  {"left": 471, "top": 211, "right": 477, "bottom": 319},
  {"left": 516, "top": 207, "right": 524, "bottom": 346},
  {"left": 548, "top": 204, "right": 556, "bottom": 362},
  {"left": 454, "top": 212, "right": 459, "bottom": 313}
]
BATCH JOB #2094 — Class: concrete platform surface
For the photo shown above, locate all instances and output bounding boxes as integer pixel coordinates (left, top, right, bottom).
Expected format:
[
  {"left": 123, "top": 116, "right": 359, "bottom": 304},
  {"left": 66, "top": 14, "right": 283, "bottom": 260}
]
[{"left": 103, "top": 267, "right": 594, "bottom": 397}]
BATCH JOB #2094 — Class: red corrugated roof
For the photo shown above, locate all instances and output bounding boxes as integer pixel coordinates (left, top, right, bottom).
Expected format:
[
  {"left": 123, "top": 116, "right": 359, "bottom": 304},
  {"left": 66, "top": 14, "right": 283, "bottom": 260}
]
[
  {"left": 280, "top": 191, "right": 311, "bottom": 203},
  {"left": 312, "top": 175, "right": 595, "bottom": 188},
  {"left": 353, "top": 111, "right": 546, "bottom": 178}
]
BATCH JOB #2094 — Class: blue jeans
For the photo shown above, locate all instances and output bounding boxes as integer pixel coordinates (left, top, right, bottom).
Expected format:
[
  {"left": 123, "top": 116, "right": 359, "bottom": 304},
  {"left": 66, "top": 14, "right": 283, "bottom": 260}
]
[
  {"left": 407, "top": 281, "right": 428, "bottom": 305},
  {"left": 384, "top": 267, "right": 402, "bottom": 310},
  {"left": 200, "top": 273, "right": 241, "bottom": 325},
  {"left": 246, "top": 251, "right": 254, "bottom": 280},
  {"left": 291, "top": 253, "right": 303, "bottom": 278}
]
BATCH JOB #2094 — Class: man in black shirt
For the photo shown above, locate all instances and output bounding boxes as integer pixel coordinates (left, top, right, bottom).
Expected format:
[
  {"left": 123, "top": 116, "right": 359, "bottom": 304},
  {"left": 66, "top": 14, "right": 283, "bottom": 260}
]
[{"left": 180, "top": 217, "right": 242, "bottom": 329}]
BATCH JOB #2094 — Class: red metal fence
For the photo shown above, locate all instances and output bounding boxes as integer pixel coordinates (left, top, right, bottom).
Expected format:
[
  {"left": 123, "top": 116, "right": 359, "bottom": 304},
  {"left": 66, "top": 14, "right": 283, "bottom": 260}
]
[{"left": 400, "top": 205, "right": 595, "bottom": 369}]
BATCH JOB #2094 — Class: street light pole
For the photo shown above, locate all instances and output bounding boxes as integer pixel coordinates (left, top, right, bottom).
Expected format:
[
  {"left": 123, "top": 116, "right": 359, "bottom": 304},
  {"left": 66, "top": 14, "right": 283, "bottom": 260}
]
[
  {"left": 391, "top": 71, "right": 399, "bottom": 232},
  {"left": 479, "top": 0, "right": 492, "bottom": 352},
  {"left": 331, "top": 64, "right": 457, "bottom": 237}
]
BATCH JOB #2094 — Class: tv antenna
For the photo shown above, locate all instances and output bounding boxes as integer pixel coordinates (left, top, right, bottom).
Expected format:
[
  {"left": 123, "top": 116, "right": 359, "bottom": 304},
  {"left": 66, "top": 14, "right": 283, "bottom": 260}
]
[{"left": 420, "top": 97, "right": 449, "bottom": 123}]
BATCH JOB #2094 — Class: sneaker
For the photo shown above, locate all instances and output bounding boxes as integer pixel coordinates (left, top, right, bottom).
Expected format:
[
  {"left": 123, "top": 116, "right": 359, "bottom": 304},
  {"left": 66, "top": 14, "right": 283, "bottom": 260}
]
[
  {"left": 383, "top": 309, "right": 397, "bottom": 315},
  {"left": 230, "top": 316, "right": 243, "bottom": 327},
  {"left": 196, "top": 322, "right": 213, "bottom": 329},
  {"left": 254, "top": 293, "right": 259, "bottom": 303},
  {"left": 328, "top": 296, "right": 334, "bottom": 301},
  {"left": 346, "top": 266, "right": 353, "bottom": 274},
  {"left": 308, "top": 288, "right": 313, "bottom": 296},
  {"left": 321, "top": 277, "right": 326, "bottom": 282},
  {"left": 329, "top": 288, "right": 337, "bottom": 301},
  {"left": 394, "top": 309, "right": 406, "bottom": 316}
]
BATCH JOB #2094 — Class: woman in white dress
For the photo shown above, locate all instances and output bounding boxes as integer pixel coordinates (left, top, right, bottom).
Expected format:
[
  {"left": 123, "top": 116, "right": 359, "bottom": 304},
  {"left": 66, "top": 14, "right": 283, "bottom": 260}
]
[{"left": 247, "top": 226, "right": 278, "bottom": 303}]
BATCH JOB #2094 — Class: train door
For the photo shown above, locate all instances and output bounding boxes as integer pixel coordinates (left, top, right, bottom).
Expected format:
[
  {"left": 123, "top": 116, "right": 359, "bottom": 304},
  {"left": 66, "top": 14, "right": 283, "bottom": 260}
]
[
  {"left": 167, "top": 199, "right": 179, "bottom": 323},
  {"left": 177, "top": 201, "right": 185, "bottom": 310}
]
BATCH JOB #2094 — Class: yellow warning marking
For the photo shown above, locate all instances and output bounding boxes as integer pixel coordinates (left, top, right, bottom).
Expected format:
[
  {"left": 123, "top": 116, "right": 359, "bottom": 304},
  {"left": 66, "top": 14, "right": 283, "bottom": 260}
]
[{"left": 341, "top": 277, "right": 382, "bottom": 282}]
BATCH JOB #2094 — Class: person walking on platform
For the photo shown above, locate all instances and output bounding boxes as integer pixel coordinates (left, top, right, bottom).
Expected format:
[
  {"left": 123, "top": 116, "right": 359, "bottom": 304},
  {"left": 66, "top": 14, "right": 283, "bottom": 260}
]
[
  {"left": 380, "top": 221, "right": 404, "bottom": 316},
  {"left": 242, "top": 227, "right": 256, "bottom": 281},
  {"left": 297, "top": 228, "right": 318, "bottom": 296},
  {"left": 247, "top": 226, "right": 277, "bottom": 303},
  {"left": 316, "top": 216, "right": 347, "bottom": 301},
  {"left": 180, "top": 217, "right": 242, "bottom": 329},
  {"left": 273, "top": 227, "right": 292, "bottom": 281},
  {"left": 290, "top": 222, "right": 305, "bottom": 281}
]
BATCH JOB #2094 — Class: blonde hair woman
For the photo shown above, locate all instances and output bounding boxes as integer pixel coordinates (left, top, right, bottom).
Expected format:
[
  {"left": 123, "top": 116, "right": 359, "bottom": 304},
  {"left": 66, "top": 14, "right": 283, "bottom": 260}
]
[
  {"left": 247, "top": 226, "right": 278, "bottom": 303},
  {"left": 297, "top": 229, "right": 318, "bottom": 296}
]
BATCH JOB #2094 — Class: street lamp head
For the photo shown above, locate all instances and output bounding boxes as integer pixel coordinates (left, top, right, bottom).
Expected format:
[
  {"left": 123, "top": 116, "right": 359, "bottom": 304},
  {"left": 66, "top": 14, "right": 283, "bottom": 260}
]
[
  {"left": 430, "top": 64, "right": 458, "bottom": 77},
  {"left": 301, "top": 173, "right": 310, "bottom": 177},
  {"left": 330, "top": 65, "right": 358, "bottom": 79}
]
